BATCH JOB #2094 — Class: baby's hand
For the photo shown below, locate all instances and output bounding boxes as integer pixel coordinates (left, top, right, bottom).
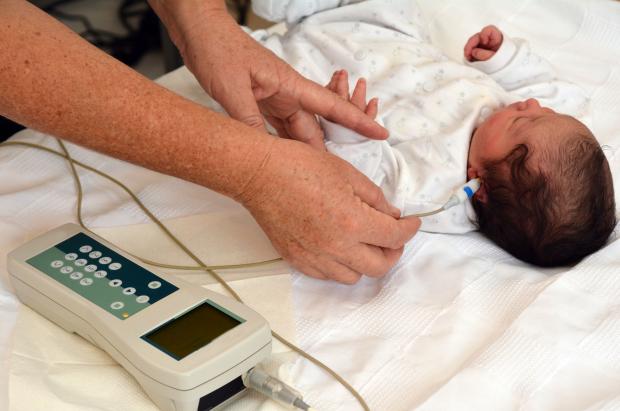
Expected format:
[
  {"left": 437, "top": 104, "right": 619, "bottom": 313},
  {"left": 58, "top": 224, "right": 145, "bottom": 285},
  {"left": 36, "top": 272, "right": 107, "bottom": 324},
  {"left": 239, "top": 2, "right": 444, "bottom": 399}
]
[
  {"left": 464, "top": 25, "right": 503, "bottom": 62},
  {"left": 326, "top": 70, "right": 378, "bottom": 119}
]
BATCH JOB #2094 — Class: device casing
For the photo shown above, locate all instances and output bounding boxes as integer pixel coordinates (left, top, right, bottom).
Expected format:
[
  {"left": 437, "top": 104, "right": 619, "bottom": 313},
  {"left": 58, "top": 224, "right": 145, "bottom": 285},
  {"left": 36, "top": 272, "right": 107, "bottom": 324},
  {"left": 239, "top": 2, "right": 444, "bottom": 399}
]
[{"left": 8, "top": 223, "right": 272, "bottom": 411}]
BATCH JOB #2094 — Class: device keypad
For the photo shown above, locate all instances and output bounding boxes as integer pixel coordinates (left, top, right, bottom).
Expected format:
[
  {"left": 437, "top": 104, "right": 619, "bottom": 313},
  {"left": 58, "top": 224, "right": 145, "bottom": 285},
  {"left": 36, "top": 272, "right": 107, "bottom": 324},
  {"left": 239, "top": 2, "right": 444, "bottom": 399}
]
[{"left": 27, "top": 232, "right": 178, "bottom": 320}]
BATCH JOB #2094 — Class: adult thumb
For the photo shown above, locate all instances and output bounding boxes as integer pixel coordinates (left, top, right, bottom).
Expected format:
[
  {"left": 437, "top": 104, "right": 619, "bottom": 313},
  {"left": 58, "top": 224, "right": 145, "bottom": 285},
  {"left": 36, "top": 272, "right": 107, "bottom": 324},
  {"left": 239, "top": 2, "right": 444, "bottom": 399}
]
[
  {"left": 347, "top": 165, "right": 401, "bottom": 218},
  {"left": 217, "top": 83, "right": 267, "bottom": 131}
]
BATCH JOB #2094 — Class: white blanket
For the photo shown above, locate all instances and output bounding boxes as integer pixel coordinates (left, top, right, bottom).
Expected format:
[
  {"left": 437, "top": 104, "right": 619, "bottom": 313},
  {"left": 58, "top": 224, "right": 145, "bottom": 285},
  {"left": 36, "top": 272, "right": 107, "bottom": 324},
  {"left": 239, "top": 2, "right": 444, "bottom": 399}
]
[{"left": 2, "top": 0, "right": 620, "bottom": 410}]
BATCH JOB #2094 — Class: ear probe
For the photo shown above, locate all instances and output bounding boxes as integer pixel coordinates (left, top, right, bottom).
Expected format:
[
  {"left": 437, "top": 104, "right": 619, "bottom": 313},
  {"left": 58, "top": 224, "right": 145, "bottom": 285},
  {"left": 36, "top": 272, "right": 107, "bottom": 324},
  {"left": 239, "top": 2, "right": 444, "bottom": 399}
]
[{"left": 406, "top": 178, "right": 481, "bottom": 218}]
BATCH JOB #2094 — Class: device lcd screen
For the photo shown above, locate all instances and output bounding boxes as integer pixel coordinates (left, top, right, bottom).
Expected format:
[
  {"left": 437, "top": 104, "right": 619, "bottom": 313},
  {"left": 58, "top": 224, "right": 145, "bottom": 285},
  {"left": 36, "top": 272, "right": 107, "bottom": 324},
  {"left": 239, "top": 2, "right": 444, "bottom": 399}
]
[{"left": 142, "top": 300, "right": 243, "bottom": 360}]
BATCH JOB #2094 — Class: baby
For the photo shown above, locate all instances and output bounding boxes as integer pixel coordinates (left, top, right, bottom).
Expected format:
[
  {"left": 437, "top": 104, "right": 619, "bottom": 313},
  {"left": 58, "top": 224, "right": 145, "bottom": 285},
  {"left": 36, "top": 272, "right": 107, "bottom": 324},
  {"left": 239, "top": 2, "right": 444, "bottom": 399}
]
[
  {"left": 320, "top": 25, "right": 615, "bottom": 267},
  {"left": 253, "top": 0, "right": 616, "bottom": 266}
]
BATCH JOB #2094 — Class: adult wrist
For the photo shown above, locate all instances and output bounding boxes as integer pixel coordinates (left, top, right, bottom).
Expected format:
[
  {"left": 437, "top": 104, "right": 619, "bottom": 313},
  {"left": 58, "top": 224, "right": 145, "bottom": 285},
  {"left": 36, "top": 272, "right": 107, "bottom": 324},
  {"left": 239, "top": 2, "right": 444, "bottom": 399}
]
[
  {"left": 149, "top": 0, "right": 233, "bottom": 59},
  {"left": 233, "top": 135, "right": 280, "bottom": 207}
]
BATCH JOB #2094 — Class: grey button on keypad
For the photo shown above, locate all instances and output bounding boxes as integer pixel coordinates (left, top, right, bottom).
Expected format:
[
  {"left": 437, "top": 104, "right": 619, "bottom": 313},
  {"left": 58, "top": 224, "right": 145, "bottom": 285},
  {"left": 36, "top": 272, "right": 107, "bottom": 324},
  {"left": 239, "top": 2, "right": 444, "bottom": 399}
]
[
  {"left": 70, "top": 272, "right": 83, "bottom": 280},
  {"left": 94, "top": 270, "right": 107, "bottom": 279},
  {"left": 89, "top": 251, "right": 102, "bottom": 259},
  {"left": 99, "top": 257, "right": 112, "bottom": 265},
  {"left": 60, "top": 266, "right": 74, "bottom": 274},
  {"left": 148, "top": 281, "right": 161, "bottom": 289},
  {"left": 110, "top": 301, "right": 124, "bottom": 310},
  {"left": 136, "top": 295, "right": 150, "bottom": 304},
  {"left": 80, "top": 278, "right": 93, "bottom": 286}
]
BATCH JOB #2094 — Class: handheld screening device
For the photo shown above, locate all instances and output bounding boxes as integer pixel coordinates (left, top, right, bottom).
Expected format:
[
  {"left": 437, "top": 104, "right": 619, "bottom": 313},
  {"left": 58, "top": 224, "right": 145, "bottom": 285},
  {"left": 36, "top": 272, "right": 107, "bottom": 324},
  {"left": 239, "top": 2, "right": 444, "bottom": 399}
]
[{"left": 7, "top": 223, "right": 272, "bottom": 411}]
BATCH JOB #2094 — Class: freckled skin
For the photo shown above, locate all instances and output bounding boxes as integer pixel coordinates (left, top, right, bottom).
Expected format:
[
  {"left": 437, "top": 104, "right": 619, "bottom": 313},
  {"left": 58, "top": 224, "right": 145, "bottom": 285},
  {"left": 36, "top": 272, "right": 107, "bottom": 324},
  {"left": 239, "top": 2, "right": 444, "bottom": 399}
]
[
  {"left": 0, "top": 1, "right": 272, "bottom": 198},
  {"left": 0, "top": 0, "right": 420, "bottom": 283}
]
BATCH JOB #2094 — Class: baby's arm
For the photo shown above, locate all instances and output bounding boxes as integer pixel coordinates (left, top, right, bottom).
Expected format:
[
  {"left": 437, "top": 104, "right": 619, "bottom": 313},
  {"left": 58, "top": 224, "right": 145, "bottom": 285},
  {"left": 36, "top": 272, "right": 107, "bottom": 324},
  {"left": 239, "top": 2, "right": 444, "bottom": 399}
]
[
  {"left": 320, "top": 71, "right": 406, "bottom": 211},
  {"left": 464, "top": 25, "right": 589, "bottom": 117}
]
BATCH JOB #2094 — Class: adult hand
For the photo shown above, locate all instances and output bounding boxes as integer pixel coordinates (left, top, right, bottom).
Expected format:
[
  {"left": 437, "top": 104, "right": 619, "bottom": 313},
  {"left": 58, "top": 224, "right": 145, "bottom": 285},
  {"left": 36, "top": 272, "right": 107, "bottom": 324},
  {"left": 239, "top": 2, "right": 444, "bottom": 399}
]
[
  {"left": 464, "top": 25, "right": 503, "bottom": 62},
  {"left": 237, "top": 137, "right": 421, "bottom": 284},
  {"left": 150, "top": 2, "right": 388, "bottom": 150}
]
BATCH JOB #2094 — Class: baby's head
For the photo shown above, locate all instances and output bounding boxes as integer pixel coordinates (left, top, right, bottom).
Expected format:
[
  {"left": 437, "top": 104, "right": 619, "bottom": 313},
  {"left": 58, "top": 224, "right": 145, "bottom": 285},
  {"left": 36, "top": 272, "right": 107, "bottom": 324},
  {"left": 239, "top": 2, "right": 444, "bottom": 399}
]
[{"left": 468, "top": 98, "right": 616, "bottom": 266}]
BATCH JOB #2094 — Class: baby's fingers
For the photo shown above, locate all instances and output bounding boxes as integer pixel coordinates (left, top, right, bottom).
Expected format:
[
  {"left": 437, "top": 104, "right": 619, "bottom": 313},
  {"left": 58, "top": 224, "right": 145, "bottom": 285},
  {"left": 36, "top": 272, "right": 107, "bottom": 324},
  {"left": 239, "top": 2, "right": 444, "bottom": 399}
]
[
  {"left": 351, "top": 78, "right": 367, "bottom": 111},
  {"left": 365, "top": 98, "right": 378, "bottom": 120},
  {"left": 464, "top": 33, "right": 481, "bottom": 61},
  {"left": 326, "top": 71, "right": 340, "bottom": 92},
  {"left": 472, "top": 47, "right": 495, "bottom": 61},
  {"left": 335, "top": 70, "right": 350, "bottom": 100},
  {"left": 481, "top": 25, "right": 502, "bottom": 50}
]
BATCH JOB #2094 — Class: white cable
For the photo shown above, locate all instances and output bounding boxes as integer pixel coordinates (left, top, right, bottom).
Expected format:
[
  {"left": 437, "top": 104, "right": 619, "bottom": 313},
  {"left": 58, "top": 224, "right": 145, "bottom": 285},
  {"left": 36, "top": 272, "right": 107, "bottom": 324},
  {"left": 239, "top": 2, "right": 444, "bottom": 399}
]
[{"left": 405, "top": 178, "right": 480, "bottom": 218}]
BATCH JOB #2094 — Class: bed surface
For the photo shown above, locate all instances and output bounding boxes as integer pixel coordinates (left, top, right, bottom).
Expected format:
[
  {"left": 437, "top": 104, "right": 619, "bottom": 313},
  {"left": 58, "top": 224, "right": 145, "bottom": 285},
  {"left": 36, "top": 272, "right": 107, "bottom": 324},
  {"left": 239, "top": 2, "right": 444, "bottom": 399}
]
[{"left": 2, "top": 0, "right": 620, "bottom": 410}]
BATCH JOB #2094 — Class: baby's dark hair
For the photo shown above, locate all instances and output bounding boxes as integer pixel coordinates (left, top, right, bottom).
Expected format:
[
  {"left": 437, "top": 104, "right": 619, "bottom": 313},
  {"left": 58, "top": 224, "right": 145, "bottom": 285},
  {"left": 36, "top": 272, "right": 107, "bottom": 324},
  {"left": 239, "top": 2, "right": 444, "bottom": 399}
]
[{"left": 473, "top": 128, "right": 616, "bottom": 266}]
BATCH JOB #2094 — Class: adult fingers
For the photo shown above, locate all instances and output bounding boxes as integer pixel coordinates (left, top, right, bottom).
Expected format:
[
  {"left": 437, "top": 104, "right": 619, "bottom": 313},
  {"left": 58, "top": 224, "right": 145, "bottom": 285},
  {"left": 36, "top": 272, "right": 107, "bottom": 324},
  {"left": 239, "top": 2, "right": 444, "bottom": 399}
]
[
  {"left": 362, "top": 211, "right": 421, "bottom": 249},
  {"left": 295, "top": 76, "right": 389, "bottom": 140},
  {"left": 382, "top": 246, "right": 405, "bottom": 268},
  {"left": 264, "top": 114, "right": 292, "bottom": 139},
  {"left": 317, "top": 258, "right": 363, "bottom": 284},
  {"left": 213, "top": 83, "right": 266, "bottom": 131},
  {"left": 296, "top": 263, "right": 328, "bottom": 280},
  {"left": 284, "top": 109, "right": 326, "bottom": 150},
  {"left": 346, "top": 165, "right": 401, "bottom": 217},
  {"left": 339, "top": 243, "right": 399, "bottom": 278},
  {"left": 216, "top": 78, "right": 267, "bottom": 130}
]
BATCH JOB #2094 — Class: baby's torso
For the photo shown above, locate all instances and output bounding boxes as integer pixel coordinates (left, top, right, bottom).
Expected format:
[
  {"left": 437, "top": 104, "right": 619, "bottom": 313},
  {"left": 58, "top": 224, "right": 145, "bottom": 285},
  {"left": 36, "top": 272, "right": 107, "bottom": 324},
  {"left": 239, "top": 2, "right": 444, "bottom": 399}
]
[{"left": 254, "top": 0, "right": 522, "bottom": 233}]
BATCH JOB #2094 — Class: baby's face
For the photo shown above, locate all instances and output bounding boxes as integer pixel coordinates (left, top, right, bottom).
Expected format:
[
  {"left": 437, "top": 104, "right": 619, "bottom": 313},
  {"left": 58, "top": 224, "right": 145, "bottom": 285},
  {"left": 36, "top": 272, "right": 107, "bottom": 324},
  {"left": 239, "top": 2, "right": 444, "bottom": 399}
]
[{"left": 467, "top": 98, "right": 559, "bottom": 179}]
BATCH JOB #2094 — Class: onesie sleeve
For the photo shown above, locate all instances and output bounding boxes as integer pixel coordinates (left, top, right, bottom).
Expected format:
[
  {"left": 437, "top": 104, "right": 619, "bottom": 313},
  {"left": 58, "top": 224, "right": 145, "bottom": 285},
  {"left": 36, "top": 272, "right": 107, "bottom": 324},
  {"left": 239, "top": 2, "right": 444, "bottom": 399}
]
[
  {"left": 320, "top": 117, "right": 418, "bottom": 211},
  {"left": 466, "top": 35, "right": 590, "bottom": 118},
  {"left": 319, "top": 117, "right": 387, "bottom": 187}
]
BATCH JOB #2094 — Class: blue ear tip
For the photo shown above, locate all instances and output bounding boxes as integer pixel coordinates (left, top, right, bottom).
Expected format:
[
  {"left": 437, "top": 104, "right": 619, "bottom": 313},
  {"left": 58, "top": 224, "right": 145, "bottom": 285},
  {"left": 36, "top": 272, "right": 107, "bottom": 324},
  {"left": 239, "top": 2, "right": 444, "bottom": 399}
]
[{"left": 463, "top": 186, "right": 474, "bottom": 198}]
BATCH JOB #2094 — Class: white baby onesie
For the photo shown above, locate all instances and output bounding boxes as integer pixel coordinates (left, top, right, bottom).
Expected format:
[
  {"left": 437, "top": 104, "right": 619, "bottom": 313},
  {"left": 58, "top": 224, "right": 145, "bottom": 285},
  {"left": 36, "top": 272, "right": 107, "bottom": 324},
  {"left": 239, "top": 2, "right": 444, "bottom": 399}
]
[{"left": 252, "top": 0, "right": 590, "bottom": 233}]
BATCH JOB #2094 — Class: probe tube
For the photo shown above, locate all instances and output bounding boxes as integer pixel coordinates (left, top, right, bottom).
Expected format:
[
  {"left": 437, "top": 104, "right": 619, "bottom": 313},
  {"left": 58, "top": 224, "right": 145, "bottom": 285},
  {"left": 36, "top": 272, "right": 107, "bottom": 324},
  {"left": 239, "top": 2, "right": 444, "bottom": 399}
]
[
  {"left": 405, "top": 178, "right": 481, "bottom": 218},
  {"left": 243, "top": 368, "right": 313, "bottom": 410}
]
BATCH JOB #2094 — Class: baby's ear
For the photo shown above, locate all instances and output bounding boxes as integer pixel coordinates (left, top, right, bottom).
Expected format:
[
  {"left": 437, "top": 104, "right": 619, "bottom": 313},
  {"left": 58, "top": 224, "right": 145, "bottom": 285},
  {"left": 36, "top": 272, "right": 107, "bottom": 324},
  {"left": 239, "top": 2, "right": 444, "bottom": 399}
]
[
  {"left": 473, "top": 183, "right": 488, "bottom": 204},
  {"left": 467, "top": 167, "right": 488, "bottom": 203}
]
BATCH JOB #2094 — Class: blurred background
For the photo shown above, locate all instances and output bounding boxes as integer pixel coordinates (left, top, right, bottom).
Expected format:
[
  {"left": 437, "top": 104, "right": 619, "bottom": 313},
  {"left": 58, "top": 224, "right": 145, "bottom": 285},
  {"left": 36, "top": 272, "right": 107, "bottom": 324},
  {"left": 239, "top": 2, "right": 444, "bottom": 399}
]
[{"left": 0, "top": 0, "right": 272, "bottom": 141}]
